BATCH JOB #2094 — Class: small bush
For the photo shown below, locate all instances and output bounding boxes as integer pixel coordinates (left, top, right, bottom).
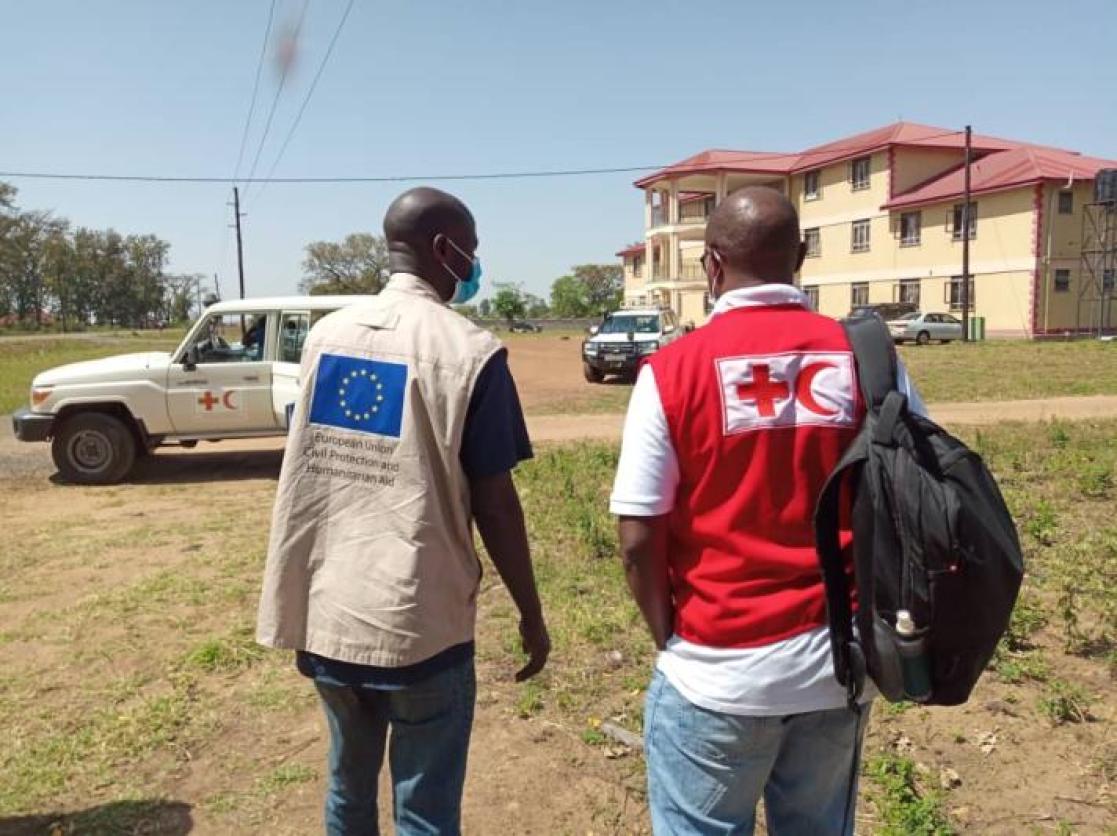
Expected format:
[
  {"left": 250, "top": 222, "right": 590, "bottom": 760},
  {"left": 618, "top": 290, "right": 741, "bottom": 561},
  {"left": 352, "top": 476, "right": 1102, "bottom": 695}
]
[
  {"left": 866, "top": 754, "right": 954, "bottom": 836},
  {"left": 1037, "top": 680, "right": 1093, "bottom": 725}
]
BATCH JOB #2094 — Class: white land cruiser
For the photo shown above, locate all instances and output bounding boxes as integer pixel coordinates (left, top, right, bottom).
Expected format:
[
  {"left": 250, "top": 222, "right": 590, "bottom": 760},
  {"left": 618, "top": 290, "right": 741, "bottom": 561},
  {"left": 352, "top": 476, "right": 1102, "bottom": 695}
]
[
  {"left": 11, "top": 295, "right": 370, "bottom": 484},
  {"left": 581, "top": 306, "right": 682, "bottom": 383}
]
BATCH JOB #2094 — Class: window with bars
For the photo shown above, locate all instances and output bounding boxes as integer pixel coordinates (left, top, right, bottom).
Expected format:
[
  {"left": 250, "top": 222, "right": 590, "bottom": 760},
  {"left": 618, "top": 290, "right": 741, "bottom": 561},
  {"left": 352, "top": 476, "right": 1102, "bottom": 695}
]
[
  {"left": 952, "top": 202, "right": 978, "bottom": 240},
  {"left": 850, "top": 282, "right": 869, "bottom": 307},
  {"left": 947, "top": 275, "right": 976, "bottom": 309},
  {"left": 804, "top": 170, "right": 820, "bottom": 200},
  {"left": 900, "top": 211, "right": 922, "bottom": 246},
  {"left": 1054, "top": 269, "right": 1071, "bottom": 292},
  {"left": 851, "top": 156, "right": 871, "bottom": 190},
  {"left": 804, "top": 227, "right": 821, "bottom": 257},
  {"left": 898, "top": 279, "right": 921, "bottom": 305},
  {"left": 803, "top": 285, "right": 820, "bottom": 309},
  {"left": 1058, "top": 191, "right": 1074, "bottom": 215},
  {"left": 851, "top": 219, "right": 871, "bottom": 253}
]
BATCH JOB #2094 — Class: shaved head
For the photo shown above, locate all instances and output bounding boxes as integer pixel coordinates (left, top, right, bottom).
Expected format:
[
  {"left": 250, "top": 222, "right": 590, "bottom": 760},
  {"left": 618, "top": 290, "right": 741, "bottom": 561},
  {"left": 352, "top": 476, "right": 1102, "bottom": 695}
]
[
  {"left": 383, "top": 187, "right": 477, "bottom": 301},
  {"left": 705, "top": 186, "right": 804, "bottom": 286},
  {"left": 384, "top": 187, "right": 474, "bottom": 250}
]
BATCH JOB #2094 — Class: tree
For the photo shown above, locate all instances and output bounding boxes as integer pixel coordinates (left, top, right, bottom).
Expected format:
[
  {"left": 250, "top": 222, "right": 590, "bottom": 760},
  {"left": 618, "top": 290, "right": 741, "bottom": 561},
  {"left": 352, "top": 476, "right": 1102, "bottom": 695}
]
[
  {"left": 478, "top": 298, "right": 492, "bottom": 318},
  {"left": 572, "top": 263, "right": 624, "bottom": 313},
  {"left": 300, "top": 233, "right": 389, "bottom": 295},
  {"left": 549, "top": 274, "right": 591, "bottom": 317},
  {"left": 523, "top": 292, "right": 549, "bottom": 319},
  {"left": 164, "top": 273, "right": 204, "bottom": 324},
  {"left": 491, "top": 283, "right": 526, "bottom": 325}
]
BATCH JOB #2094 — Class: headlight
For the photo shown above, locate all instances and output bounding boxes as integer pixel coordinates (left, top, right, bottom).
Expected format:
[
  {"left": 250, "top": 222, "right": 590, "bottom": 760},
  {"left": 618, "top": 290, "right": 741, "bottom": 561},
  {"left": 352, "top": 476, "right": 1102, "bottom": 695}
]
[
  {"left": 31, "top": 386, "right": 54, "bottom": 407},
  {"left": 582, "top": 343, "right": 597, "bottom": 356},
  {"left": 638, "top": 340, "right": 659, "bottom": 354}
]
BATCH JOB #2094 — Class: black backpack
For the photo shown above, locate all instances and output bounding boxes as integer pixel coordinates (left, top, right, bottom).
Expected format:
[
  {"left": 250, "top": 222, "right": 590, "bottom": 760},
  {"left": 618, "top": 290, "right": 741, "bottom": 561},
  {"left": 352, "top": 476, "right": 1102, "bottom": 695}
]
[{"left": 814, "top": 316, "right": 1024, "bottom": 707}]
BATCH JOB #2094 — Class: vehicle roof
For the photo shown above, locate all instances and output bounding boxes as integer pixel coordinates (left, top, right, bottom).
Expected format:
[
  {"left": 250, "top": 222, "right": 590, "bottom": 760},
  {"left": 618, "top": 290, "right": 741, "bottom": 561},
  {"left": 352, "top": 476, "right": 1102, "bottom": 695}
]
[
  {"left": 204, "top": 295, "right": 374, "bottom": 314},
  {"left": 613, "top": 308, "right": 667, "bottom": 316}
]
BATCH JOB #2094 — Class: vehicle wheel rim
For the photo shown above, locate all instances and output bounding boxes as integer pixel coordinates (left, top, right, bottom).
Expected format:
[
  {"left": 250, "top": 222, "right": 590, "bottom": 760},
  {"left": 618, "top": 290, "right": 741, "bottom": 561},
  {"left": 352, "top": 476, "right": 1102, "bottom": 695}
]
[{"left": 69, "top": 430, "right": 112, "bottom": 473}]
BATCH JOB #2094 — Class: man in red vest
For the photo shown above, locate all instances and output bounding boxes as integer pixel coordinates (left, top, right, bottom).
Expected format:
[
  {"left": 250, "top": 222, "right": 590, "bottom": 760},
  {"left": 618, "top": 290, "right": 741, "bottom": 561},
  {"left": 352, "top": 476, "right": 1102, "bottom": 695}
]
[{"left": 611, "top": 186, "right": 924, "bottom": 835}]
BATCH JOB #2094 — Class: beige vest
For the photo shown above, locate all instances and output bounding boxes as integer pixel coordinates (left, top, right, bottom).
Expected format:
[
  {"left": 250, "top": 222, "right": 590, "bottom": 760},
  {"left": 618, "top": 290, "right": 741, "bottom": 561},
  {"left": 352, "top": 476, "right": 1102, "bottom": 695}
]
[{"left": 256, "top": 273, "right": 503, "bottom": 667}]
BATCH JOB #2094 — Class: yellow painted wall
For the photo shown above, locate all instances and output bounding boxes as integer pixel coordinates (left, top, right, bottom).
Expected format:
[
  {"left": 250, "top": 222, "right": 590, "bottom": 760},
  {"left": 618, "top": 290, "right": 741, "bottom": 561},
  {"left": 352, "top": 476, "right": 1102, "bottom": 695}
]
[
  {"left": 890, "top": 147, "right": 964, "bottom": 196},
  {"left": 679, "top": 290, "right": 708, "bottom": 327},
  {"left": 792, "top": 151, "right": 890, "bottom": 224}
]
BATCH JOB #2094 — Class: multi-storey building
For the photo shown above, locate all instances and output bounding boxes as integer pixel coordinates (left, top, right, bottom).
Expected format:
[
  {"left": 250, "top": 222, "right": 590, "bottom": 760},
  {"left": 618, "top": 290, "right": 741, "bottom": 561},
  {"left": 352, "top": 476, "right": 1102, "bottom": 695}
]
[{"left": 619, "top": 122, "right": 1116, "bottom": 336}]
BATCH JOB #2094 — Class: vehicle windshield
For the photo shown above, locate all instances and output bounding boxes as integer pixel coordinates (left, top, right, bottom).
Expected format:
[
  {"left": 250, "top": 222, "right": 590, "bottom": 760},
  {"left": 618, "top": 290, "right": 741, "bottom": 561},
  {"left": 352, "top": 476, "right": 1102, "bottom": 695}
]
[{"left": 600, "top": 314, "right": 659, "bottom": 335}]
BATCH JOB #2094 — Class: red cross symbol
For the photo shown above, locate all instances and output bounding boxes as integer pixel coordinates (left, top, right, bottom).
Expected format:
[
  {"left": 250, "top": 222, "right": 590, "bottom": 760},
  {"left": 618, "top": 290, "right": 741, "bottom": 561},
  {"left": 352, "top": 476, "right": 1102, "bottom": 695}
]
[
  {"left": 736, "top": 364, "right": 790, "bottom": 417},
  {"left": 198, "top": 390, "right": 218, "bottom": 411}
]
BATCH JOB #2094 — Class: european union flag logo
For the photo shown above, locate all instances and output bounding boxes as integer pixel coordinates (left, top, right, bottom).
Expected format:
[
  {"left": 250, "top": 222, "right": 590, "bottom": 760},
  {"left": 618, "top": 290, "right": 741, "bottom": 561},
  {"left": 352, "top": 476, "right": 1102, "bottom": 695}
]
[{"left": 309, "top": 353, "right": 407, "bottom": 438}]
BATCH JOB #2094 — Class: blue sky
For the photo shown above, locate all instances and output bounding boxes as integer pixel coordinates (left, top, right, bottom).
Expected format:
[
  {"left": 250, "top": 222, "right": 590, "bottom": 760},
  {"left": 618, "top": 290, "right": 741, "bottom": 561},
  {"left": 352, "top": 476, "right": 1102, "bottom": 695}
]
[{"left": 2, "top": 0, "right": 1115, "bottom": 301}]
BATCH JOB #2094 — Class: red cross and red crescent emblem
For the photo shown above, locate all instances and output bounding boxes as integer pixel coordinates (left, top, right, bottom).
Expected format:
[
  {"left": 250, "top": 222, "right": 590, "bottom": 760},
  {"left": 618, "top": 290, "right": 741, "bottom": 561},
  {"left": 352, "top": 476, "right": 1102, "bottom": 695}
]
[
  {"left": 718, "top": 353, "right": 855, "bottom": 435},
  {"left": 196, "top": 390, "right": 240, "bottom": 413}
]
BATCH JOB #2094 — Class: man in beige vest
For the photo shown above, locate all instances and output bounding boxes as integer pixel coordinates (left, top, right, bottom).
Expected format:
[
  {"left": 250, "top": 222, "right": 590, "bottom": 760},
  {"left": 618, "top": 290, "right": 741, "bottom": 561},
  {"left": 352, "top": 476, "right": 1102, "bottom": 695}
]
[{"left": 257, "top": 187, "right": 550, "bottom": 835}]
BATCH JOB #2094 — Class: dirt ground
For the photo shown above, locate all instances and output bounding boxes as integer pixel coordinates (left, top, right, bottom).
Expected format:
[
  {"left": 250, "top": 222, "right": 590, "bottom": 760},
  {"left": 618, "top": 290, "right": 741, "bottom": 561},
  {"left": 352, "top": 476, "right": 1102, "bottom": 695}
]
[{"left": 1, "top": 335, "right": 1115, "bottom": 835}]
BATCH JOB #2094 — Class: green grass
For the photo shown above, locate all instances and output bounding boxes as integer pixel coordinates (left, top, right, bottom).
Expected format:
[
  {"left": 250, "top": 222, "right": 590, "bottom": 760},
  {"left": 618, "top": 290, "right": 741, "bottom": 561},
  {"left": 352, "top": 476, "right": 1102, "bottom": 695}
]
[
  {"left": 865, "top": 754, "right": 955, "bottom": 836},
  {"left": 897, "top": 339, "right": 1117, "bottom": 402},
  {"left": 0, "top": 333, "right": 183, "bottom": 413}
]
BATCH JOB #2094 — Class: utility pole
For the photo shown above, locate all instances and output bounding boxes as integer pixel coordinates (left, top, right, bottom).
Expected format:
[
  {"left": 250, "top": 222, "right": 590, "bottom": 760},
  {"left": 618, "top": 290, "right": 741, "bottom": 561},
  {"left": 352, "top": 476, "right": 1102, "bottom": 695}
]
[
  {"left": 232, "top": 187, "right": 246, "bottom": 299},
  {"left": 961, "top": 125, "right": 972, "bottom": 342}
]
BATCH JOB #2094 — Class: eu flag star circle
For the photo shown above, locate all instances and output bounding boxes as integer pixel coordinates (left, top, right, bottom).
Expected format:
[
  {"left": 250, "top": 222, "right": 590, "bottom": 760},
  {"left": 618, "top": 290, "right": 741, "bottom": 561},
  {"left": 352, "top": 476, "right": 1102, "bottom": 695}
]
[{"left": 336, "top": 370, "right": 385, "bottom": 423}]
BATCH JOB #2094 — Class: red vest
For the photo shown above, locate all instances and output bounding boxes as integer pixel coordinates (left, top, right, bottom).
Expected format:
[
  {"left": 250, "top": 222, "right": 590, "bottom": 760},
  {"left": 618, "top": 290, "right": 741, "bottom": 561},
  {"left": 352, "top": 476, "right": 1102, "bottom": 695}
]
[{"left": 647, "top": 303, "right": 862, "bottom": 649}]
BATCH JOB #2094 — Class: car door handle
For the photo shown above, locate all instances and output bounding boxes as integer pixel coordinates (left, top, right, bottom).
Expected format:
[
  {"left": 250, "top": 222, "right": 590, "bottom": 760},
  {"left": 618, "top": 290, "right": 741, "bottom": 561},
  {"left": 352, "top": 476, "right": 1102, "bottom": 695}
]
[{"left": 242, "top": 375, "right": 260, "bottom": 382}]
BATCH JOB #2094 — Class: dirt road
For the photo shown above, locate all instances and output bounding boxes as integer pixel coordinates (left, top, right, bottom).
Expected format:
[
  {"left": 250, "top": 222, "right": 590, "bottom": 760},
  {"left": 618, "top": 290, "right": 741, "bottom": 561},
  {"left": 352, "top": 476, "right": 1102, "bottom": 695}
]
[
  {"left": 526, "top": 393, "right": 1117, "bottom": 442},
  {"left": 5, "top": 393, "right": 1116, "bottom": 482}
]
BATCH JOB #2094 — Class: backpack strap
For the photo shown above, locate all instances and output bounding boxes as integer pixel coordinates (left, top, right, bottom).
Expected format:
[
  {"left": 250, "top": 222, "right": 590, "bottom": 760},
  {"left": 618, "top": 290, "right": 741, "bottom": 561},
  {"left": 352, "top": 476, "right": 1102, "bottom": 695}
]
[
  {"left": 814, "top": 316, "right": 900, "bottom": 707},
  {"left": 843, "top": 315, "right": 899, "bottom": 409},
  {"left": 815, "top": 440, "right": 868, "bottom": 707}
]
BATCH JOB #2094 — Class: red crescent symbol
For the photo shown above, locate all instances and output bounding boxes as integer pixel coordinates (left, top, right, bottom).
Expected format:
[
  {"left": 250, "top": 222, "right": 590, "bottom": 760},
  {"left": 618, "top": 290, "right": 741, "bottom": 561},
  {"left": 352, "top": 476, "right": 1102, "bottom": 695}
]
[
  {"left": 222, "top": 390, "right": 237, "bottom": 410},
  {"left": 796, "top": 362, "right": 839, "bottom": 416}
]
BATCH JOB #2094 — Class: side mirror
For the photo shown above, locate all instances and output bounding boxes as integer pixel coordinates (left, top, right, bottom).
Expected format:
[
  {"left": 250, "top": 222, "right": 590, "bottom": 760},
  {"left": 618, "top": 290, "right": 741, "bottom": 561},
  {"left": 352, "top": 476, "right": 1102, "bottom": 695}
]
[
  {"left": 588, "top": 325, "right": 600, "bottom": 336},
  {"left": 182, "top": 345, "right": 198, "bottom": 372},
  {"left": 664, "top": 324, "right": 676, "bottom": 334}
]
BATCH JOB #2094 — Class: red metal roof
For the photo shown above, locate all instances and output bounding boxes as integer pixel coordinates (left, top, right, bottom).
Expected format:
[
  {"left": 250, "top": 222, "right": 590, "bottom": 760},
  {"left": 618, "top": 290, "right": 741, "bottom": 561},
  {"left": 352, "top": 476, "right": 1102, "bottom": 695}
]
[
  {"left": 634, "top": 122, "right": 1026, "bottom": 188},
  {"left": 616, "top": 242, "right": 646, "bottom": 258},
  {"left": 884, "top": 146, "right": 1117, "bottom": 209},
  {"left": 789, "top": 121, "right": 1020, "bottom": 173},
  {"left": 633, "top": 149, "right": 799, "bottom": 187}
]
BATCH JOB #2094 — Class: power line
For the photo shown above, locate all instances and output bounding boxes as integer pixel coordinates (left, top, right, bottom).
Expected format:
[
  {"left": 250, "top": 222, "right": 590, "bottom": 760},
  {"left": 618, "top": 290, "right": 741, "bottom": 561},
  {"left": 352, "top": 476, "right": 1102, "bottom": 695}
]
[
  {"left": 0, "top": 130, "right": 970, "bottom": 187},
  {"left": 232, "top": 0, "right": 278, "bottom": 185},
  {"left": 240, "top": 0, "right": 310, "bottom": 201},
  {"left": 0, "top": 164, "right": 662, "bottom": 184},
  {"left": 251, "top": 0, "right": 357, "bottom": 206}
]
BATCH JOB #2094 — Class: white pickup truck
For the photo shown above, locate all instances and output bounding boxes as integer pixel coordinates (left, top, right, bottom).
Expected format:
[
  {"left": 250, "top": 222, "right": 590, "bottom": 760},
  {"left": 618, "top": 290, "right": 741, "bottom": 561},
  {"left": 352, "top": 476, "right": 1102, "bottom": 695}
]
[{"left": 12, "top": 295, "right": 370, "bottom": 484}]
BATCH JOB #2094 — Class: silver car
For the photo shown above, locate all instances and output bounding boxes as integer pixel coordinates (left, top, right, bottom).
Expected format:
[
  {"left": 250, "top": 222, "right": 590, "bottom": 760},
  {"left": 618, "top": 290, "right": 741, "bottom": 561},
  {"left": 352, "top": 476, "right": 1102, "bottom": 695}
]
[{"left": 887, "top": 312, "right": 963, "bottom": 345}]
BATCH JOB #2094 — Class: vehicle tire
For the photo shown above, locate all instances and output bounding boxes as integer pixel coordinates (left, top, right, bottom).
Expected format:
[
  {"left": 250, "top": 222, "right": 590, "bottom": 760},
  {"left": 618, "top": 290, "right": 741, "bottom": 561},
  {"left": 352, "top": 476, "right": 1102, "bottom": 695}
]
[
  {"left": 583, "top": 363, "right": 605, "bottom": 383},
  {"left": 51, "top": 412, "right": 137, "bottom": 485},
  {"left": 916, "top": 330, "right": 931, "bottom": 346}
]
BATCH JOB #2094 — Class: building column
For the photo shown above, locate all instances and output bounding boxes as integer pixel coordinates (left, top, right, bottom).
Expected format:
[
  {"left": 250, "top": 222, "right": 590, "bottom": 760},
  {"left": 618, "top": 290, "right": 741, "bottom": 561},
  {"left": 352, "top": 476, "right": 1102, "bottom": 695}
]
[
  {"left": 669, "top": 232, "right": 680, "bottom": 281},
  {"left": 644, "top": 188, "right": 653, "bottom": 230},
  {"left": 668, "top": 180, "right": 680, "bottom": 225},
  {"left": 716, "top": 172, "right": 728, "bottom": 204}
]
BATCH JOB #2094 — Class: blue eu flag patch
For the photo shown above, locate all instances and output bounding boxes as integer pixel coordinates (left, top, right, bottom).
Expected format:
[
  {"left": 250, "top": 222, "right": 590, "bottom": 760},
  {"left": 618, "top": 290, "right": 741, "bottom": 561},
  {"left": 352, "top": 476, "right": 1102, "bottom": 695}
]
[{"left": 309, "top": 353, "right": 407, "bottom": 438}]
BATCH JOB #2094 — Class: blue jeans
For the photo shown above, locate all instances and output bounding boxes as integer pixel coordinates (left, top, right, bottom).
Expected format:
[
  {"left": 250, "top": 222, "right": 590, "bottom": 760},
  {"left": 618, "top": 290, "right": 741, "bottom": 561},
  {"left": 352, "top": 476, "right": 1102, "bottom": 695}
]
[
  {"left": 644, "top": 670, "right": 867, "bottom": 836},
  {"left": 314, "top": 658, "right": 476, "bottom": 835}
]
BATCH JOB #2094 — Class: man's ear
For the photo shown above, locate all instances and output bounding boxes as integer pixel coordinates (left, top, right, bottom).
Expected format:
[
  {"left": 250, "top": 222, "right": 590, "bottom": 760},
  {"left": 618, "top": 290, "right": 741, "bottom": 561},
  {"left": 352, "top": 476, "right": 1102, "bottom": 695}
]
[
  {"left": 794, "top": 240, "right": 807, "bottom": 273},
  {"left": 432, "top": 233, "right": 449, "bottom": 263}
]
